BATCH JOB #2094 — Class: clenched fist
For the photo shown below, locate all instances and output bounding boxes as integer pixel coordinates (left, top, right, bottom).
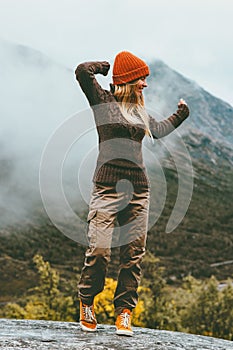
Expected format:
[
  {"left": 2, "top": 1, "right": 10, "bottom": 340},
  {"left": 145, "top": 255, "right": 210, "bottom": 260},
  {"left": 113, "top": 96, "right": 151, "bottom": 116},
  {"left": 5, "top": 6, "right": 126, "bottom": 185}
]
[{"left": 100, "top": 61, "right": 110, "bottom": 76}]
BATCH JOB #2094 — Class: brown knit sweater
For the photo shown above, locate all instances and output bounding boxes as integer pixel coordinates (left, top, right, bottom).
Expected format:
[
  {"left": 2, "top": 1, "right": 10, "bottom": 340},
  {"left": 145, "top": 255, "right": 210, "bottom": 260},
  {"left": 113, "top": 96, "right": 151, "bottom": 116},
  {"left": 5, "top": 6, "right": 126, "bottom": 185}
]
[{"left": 75, "top": 61, "right": 189, "bottom": 187}]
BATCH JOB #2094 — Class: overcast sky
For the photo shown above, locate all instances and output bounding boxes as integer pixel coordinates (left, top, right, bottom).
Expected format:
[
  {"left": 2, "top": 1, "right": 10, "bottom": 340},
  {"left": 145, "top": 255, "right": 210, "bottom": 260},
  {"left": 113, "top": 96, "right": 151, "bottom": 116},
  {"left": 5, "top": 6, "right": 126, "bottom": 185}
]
[{"left": 0, "top": 0, "right": 232, "bottom": 105}]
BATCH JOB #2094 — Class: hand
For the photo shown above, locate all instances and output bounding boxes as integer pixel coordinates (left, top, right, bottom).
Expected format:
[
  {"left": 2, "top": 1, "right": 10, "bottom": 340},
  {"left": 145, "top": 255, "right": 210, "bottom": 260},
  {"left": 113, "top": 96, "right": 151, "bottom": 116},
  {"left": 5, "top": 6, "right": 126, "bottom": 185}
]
[
  {"left": 177, "top": 98, "right": 189, "bottom": 118},
  {"left": 101, "top": 61, "right": 110, "bottom": 76},
  {"left": 178, "top": 98, "right": 187, "bottom": 107}
]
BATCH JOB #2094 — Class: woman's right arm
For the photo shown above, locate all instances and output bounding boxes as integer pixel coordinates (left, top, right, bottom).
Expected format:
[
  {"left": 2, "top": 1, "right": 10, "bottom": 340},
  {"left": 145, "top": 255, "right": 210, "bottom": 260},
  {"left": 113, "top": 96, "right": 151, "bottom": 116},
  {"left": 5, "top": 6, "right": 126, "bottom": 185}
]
[{"left": 75, "top": 61, "right": 110, "bottom": 106}]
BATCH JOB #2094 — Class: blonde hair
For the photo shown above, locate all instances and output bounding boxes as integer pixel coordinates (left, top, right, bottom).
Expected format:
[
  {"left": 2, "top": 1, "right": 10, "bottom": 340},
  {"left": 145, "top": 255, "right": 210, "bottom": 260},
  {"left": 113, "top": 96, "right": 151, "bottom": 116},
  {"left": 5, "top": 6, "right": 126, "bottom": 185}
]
[{"left": 113, "top": 81, "right": 153, "bottom": 140}]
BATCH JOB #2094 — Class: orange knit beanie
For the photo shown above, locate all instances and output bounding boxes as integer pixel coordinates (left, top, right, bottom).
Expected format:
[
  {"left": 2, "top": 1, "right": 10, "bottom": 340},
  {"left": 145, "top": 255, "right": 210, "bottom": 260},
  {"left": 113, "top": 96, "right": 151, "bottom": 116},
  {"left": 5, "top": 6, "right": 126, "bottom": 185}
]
[{"left": 112, "top": 51, "right": 150, "bottom": 85}]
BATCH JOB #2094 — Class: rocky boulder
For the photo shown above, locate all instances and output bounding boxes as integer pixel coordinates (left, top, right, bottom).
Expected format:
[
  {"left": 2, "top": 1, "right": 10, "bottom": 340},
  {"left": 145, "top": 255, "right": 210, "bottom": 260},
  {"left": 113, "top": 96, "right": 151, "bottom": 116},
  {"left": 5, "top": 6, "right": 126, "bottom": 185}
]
[{"left": 0, "top": 319, "right": 233, "bottom": 350}]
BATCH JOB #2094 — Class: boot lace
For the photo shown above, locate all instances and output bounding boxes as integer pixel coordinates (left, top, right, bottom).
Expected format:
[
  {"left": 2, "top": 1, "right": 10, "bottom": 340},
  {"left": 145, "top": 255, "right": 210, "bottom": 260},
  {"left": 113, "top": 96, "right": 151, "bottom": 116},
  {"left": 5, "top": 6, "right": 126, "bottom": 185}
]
[
  {"left": 120, "top": 311, "right": 131, "bottom": 328},
  {"left": 83, "top": 305, "right": 95, "bottom": 322}
]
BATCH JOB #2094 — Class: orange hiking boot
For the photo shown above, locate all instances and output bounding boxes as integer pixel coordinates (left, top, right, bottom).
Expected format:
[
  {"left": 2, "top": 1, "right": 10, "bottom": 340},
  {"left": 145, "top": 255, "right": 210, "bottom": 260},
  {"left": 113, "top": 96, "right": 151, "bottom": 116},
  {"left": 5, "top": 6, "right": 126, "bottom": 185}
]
[
  {"left": 115, "top": 308, "right": 133, "bottom": 336},
  {"left": 79, "top": 300, "right": 97, "bottom": 332}
]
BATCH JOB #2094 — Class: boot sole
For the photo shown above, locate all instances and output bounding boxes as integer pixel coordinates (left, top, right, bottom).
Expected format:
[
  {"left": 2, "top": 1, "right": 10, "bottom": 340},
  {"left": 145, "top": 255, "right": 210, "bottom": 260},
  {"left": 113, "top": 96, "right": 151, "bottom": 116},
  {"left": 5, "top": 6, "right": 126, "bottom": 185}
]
[
  {"left": 116, "top": 329, "right": 133, "bottom": 336},
  {"left": 80, "top": 321, "right": 97, "bottom": 332}
]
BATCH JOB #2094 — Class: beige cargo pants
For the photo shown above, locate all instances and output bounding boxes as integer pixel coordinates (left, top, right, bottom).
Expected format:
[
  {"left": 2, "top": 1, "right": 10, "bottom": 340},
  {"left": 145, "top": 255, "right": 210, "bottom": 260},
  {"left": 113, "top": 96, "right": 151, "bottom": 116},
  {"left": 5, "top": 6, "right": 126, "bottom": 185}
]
[{"left": 78, "top": 180, "right": 150, "bottom": 315}]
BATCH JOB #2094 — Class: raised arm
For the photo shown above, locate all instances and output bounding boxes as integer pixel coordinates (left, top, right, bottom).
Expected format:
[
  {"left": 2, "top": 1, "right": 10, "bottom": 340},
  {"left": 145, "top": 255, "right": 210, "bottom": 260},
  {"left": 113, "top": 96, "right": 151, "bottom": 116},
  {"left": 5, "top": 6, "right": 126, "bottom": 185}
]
[
  {"left": 75, "top": 61, "right": 110, "bottom": 106},
  {"left": 149, "top": 102, "right": 190, "bottom": 139}
]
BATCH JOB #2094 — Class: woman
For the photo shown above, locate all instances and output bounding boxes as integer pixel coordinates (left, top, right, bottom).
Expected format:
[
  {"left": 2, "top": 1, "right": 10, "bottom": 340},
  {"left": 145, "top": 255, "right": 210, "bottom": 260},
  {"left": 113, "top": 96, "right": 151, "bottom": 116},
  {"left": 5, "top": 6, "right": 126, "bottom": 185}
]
[{"left": 75, "top": 51, "right": 189, "bottom": 336}]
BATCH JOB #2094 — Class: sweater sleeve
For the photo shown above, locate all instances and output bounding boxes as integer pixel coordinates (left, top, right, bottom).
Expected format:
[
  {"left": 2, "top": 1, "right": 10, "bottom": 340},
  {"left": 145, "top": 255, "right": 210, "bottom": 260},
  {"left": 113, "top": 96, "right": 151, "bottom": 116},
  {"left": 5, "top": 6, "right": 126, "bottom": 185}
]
[
  {"left": 75, "top": 61, "right": 110, "bottom": 106},
  {"left": 149, "top": 103, "right": 190, "bottom": 139}
]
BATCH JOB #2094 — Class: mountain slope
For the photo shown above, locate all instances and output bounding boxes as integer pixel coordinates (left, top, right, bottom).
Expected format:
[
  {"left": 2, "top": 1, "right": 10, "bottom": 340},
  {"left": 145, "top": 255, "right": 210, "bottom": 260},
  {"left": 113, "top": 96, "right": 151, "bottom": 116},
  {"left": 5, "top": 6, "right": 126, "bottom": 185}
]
[{"left": 146, "top": 59, "right": 233, "bottom": 145}]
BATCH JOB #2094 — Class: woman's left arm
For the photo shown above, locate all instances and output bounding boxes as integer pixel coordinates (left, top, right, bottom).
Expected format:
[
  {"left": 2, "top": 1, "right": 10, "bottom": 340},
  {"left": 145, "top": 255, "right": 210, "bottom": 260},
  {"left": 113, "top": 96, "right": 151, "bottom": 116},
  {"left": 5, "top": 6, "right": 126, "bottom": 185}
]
[{"left": 149, "top": 100, "right": 190, "bottom": 139}]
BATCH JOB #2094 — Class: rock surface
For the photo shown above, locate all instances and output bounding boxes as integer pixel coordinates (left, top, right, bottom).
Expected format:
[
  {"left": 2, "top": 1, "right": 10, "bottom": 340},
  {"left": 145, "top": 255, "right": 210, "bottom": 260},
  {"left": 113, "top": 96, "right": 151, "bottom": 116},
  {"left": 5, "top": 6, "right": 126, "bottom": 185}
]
[{"left": 0, "top": 319, "right": 233, "bottom": 350}]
